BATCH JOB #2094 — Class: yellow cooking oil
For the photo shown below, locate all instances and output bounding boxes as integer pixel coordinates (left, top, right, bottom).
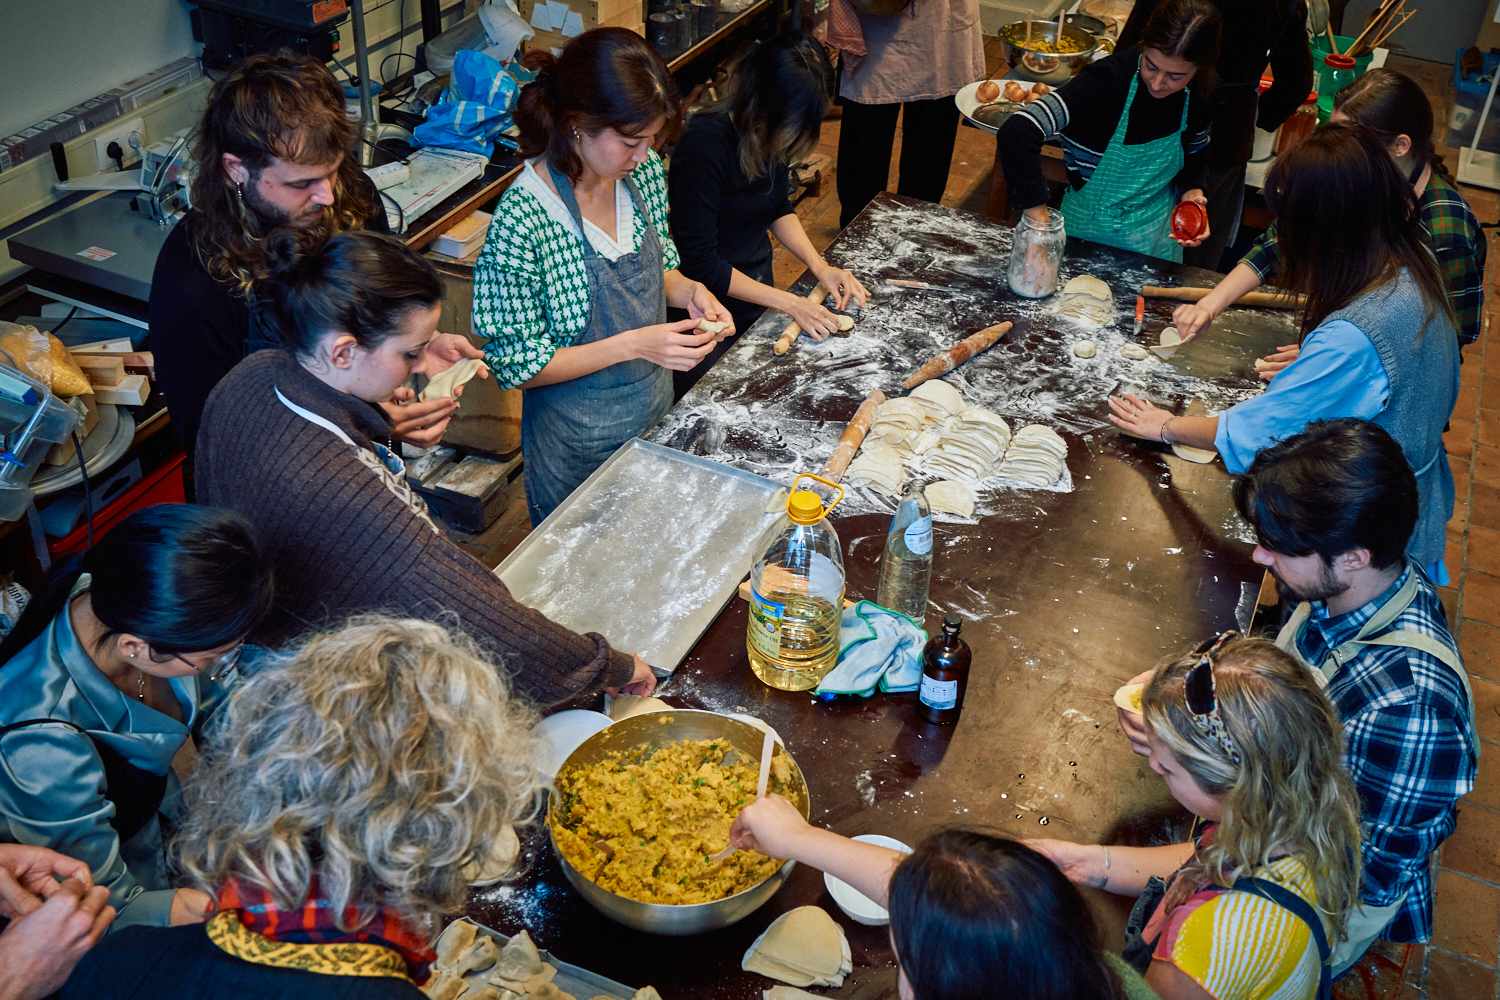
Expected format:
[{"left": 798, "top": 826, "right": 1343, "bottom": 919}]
[{"left": 747, "top": 473, "right": 847, "bottom": 692}]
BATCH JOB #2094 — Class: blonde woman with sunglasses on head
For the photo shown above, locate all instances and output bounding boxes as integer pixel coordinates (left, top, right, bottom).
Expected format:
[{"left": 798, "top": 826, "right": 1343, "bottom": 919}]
[{"left": 1032, "top": 634, "right": 1362, "bottom": 1000}]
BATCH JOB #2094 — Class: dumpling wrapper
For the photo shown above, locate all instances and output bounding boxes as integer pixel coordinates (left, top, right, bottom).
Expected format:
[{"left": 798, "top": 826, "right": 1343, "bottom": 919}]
[
  {"left": 464, "top": 824, "right": 520, "bottom": 886},
  {"left": 1150, "top": 327, "right": 1183, "bottom": 360},
  {"left": 420, "top": 357, "right": 485, "bottom": 401},
  {"left": 1171, "top": 443, "right": 1218, "bottom": 464},
  {"left": 1061, "top": 274, "right": 1112, "bottom": 301},
  {"left": 609, "top": 694, "right": 672, "bottom": 721},
  {"left": 1114, "top": 682, "right": 1145, "bottom": 713},
  {"left": 423, "top": 971, "right": 470, "bottom": 1000},
  {"left": 742, "top": 905, "right": 853, "bottom": 988},
  {"left": 926, "top": 480, "right": 976, "bottom": 517},
  {"left": 435, "top": 920, "right": 479, "bottom": 971},
  {"left": 909, "top": 380, "right": 965, "bottom": 416}
]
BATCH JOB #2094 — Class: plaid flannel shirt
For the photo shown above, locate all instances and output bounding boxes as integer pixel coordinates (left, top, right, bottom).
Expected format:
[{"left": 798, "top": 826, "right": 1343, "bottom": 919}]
[
  {"left": 1293, "top": 565, "right": 1476, "bottom": 942},
  {"left": 1241, "top": 172, "right": 1486, "bottom": 345}
]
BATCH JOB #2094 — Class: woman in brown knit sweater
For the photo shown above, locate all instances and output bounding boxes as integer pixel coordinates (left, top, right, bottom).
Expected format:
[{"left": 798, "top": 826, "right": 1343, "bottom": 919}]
[{"left": 195, "top": 230, "right": 656, "bottom": 706}]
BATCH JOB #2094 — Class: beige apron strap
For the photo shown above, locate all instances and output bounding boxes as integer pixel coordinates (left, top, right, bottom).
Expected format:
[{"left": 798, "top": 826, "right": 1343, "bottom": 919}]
[{"left": 1357, "top": 632, "right": 1480, "bottom": 759}]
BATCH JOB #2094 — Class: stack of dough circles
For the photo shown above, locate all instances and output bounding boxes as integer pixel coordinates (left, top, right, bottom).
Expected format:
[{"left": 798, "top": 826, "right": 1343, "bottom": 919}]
[
  {"left": 908, "top": 380, "right": 965, "bottom": 422},
  {"left": 1052, "top": 275, "right": 1114, "bottom": 325},
  {"left": 999, "top": 424, "right": 1069, "bottom": 487},
  {"left": 921, "top": 408, "right": 1012, "bottom": 485}
]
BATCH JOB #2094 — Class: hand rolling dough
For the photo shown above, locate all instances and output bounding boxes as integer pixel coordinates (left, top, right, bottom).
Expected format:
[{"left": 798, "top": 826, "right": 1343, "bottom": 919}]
[
  {"left": 742, "top": 906, "right": 853, "bottom": 988},
  {"left": 420, "top": 358, "right": 485, "bottom": 402},
  {"left": 1073, "top": 341, "right": 1097, "bottom": 358}
]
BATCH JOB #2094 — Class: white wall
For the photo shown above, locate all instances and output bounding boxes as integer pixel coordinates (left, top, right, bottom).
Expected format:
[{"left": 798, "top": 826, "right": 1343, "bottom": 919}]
[
  {"left": 1334, "top": 0, "right": 1488, "bottom": 66},
  {"left": 0, "top": 0, "right": 198, "bottom": 139}
]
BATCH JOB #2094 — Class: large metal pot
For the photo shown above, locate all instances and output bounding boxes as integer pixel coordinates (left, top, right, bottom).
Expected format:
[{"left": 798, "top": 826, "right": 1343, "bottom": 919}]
[
  {"left": 546, "top": 710, "right": 811, "bottom": 936},
  {"left": 999, "top": 20, "right": 1099, "bottom": 84}
]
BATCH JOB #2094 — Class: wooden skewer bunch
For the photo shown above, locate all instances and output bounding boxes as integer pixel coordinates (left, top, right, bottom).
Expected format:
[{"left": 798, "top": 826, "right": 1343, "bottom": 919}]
[{"left": 1327, "top": 0, "right": 1415, "bottom": 60}]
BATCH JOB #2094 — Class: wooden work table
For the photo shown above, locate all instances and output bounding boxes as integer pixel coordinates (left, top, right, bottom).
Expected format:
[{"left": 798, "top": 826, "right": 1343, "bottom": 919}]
[{"left": 468, "top": 193, "right": 1297, "bottom": 997}]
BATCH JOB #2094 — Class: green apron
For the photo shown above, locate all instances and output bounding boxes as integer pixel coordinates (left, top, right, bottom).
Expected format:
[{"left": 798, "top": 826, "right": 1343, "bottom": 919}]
[{"left": 1060, "top": 60, "right": 1189, "bottom": 263}]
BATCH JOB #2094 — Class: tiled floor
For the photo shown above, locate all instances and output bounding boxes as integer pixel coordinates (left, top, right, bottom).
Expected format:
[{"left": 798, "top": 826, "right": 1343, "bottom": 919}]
[{"left": 765, "top": 46, "right": 1500, "bottom": 1000}]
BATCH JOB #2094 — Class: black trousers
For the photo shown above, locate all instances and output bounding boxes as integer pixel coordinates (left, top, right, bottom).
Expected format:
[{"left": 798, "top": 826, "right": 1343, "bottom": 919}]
[
  {"left": 1181, "top": 160, "right": 1248, "bottom": 273},
  {"left": 836, "top": 96, "right": 963, "bottom": 229}
]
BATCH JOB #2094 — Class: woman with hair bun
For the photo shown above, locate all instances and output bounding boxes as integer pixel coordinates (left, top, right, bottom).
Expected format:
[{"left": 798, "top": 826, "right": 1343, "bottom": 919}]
[
  {"left": 667, "top": 31, "right": 867, "bottom": 397},
  {"left": 195, "top": 229, "right": 658, "bottom": 704},
  {"left": 0, "top": 504, "right": 274, "bottom": 930},
  {"left": 473, "top": 27, "right": 734, "bottom": 523},
  {"left": 63, "top": 616, "right": 546, "bottom": 998}
]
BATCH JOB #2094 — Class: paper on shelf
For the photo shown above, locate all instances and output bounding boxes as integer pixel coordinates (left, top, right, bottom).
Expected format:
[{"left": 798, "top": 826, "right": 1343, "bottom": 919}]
[
  {"left": 546, "top": 0, "right": 570, "bottom": 28},
  {"left": 562, "top": 10, "right": 584, "bottom": 35}
]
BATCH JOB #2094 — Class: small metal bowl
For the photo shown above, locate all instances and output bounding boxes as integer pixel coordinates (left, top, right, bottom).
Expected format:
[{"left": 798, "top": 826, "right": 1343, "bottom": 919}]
[
  {"left": 1064, "top": 13, "right": 1109, "bottom": 38},
  {"left": 999, "top": 21, "right": 1098, "bottom": 84},
  {"left": 547, "top": 710, "right": 811, "bottom": 936}
]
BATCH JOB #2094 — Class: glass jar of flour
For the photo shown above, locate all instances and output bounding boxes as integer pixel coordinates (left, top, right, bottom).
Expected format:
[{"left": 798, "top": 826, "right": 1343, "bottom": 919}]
[{"left": 1008, "top": 208, "right": 1066, "bottom": 298}]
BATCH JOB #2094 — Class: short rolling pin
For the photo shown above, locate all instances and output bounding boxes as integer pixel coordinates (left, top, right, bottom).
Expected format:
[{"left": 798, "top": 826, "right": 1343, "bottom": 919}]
[
  {"left": 773, "top": 284, "right": 829, "bottom": 355},
  {"left": 1142, "top": 285, "right": 1306, "bottom": 310},
  {"left": 818, "top": 389, "right": 887, "bottom": 483},
  {"left": 903, "top": 322, "right": 1012, "bottom": 390}
]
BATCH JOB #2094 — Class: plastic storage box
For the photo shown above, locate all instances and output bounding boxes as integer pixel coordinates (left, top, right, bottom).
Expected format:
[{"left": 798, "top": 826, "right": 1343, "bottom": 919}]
[
  {"left": 1447, "top": 49, "right": 1500, "bottom": 156},
  {"left": 0, "top": 363, "right": 83, "bottom": 521}
]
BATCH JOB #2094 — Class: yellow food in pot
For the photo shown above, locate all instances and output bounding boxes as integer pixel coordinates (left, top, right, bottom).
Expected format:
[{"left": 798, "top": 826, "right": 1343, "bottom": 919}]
[{"left": 552, "top": 739, "right": 790, "bottom": 905}]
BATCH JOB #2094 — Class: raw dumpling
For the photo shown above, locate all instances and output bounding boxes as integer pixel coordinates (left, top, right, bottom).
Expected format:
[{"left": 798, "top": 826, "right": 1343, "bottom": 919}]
[
  {"left": 530, "top": 986, "right": 575, "bottom": 1000},
  {"left": 1073, "top": 341, "right": 1097, "bottom": 358},
  {"left": 909, "top": 380, "right": 965, "bottom": 417},
  {"left": 423, "top": 971, "right": 470, "bottom": 1000},
  {"left": 435, "top": 920, "right": 479, "bottom": 971},
  {"left": 926, "top": 480, "right": 976, "bottom": 517},
  {"left": 489, "top": 929, "right": 543, "bottom": 986},
  {"left": 420, "top": 358, "right": 485, "bottom": 401},
  {"left": 1119, "top": 344, "right": 1149, "bottom": 361},
  {"left": 453, "top": 935, "right": 498, "bottom": 976},
  {"left": 1061, "top": 275, "right": 1111, "bottom": 300},
  {"left": 742, "top": 906, "right": 853, "bottom": 988}
]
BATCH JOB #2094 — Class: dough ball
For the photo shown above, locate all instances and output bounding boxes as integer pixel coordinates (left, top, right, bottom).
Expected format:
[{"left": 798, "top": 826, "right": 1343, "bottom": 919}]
[
  {"left": 976, "top": 80, "right": 1000, "bottom": 102},
  {"left": 835, "top": 314, "right": 855, "bottom": 332},
  {"left": 926, "top": 480, "right": 976, "bottom": 518},
  {"left": 1072, "top": 341, "right": 1097, "bottom": 359},
  {"left": 1061, "top": 275, "right": 1112, "bottom": 301},
  {"left": 1171, "top": 443, "right": 1218, "bottom": 464},
  {"left": 1119, "top": 344, "right": 1149, "bottom": 361},
  {"left": 909, "top": 380, "right": 965, "bottom": 416}
]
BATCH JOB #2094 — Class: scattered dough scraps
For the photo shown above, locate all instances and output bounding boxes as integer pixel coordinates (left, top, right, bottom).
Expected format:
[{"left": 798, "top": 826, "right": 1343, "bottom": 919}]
[
  {"left": 742, "top": 906, "right": 853, "bottom": 988},
  {"left": 1119, "top": 344, "right": 1149, "bottom": 361},
  {"left": 420, "top": 358, "right": 485, "bottom": 402},
  {"left": 926, "top": 480, "right": 976, "bottom": 517},
  {"left": 1073, "top": 340, "right": 1097, "bottom": 358},
  {"left": 1171, "top": 443, "right": 1218, "bottom": 464},
  {"left": 1150, "top": 327, "right": 1183, "bottom": 360},
  {"left": 608, "top": 694, "right": 672, "bottom": 721}
]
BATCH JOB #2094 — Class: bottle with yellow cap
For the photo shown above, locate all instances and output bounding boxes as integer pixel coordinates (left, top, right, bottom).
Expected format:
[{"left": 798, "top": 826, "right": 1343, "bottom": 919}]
[{"left": 747, "top": 473, "right": 846, "bottom": 691}]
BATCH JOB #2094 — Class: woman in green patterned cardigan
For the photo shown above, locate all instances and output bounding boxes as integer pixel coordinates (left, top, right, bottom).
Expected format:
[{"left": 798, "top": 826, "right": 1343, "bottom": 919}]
[{"left": 472, "top": 29, "right": 734, "bottom": 523}]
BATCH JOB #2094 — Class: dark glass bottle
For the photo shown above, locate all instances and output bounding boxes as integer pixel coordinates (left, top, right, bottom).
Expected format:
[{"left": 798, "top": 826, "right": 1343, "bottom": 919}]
[{"left": 917, "top": 614, "right": 971, "bottom": 724}]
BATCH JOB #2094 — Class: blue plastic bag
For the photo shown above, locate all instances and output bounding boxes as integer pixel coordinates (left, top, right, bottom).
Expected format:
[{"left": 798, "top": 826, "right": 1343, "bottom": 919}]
[{"left": 414, "top": 49, "right": 519, "bottom": 156}]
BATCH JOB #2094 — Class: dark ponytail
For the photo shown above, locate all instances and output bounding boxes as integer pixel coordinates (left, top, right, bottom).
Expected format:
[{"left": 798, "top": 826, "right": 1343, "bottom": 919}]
[
  {"left": 0, "top": 505, "right": 274, "bottom": 664},
  {"left": 257, "top": 229, "right": 442, "bottom": 356},
  {"left": 1333, "top": 67, "right": 1451, "bottom": 182},
  {"left": 513, "top": 27, "right": 679, "bottom": 185}
]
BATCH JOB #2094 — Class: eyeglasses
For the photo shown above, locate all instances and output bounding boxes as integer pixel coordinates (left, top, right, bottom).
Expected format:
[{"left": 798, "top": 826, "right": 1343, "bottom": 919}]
[
  {"left": 1184, "top": 630, "right": 1241, "bottom": 765},
  {"left": 171, "top": 642, "right": 245, "bottom": 682}
]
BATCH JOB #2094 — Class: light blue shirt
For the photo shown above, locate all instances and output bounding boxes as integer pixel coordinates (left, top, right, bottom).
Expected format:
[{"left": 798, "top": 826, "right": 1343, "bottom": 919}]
[
  {"left": 0, "top": 578, "right": 231, "bottom": 928},
  {"left": 1215, "top": 319, "right": 1390, "bottom": 473}
]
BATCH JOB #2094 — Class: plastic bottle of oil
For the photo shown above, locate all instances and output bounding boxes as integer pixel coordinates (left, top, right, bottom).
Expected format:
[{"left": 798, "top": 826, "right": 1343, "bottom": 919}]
[{"left": 747, "top": 473, "right": 846, "bottom": 691}]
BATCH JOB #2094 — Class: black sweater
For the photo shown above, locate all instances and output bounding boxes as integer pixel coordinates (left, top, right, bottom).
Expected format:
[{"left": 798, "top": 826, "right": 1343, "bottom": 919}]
[
  {"left": 995, "top": 47, "right": 1213, "bottom": 212},
  {"left": 668, "top": 110, "right": 795, "bottom": 301},
  {"left": 149, "top": 193, "right": 388, "bottom": 460},
  {"left": 1119, "top": 0, "right": 1313, "bottom": 169}
]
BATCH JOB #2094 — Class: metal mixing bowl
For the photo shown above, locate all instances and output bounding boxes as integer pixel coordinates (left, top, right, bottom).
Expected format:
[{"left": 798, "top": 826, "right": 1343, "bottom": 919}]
[
  {"left": 999, "top": 21, "right": 1099, "bottom": 83},
  {"left": 546, "top": 710, "right": 810, "bottom": 936}
]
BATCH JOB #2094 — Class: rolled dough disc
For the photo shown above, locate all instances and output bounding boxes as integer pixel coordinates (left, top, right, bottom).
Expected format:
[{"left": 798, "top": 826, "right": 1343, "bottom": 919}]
[
  {"left": 927, "top": 480, "right": 976, "bottom": 517},
  {"left": 909, "top": 380, "right": 965, "bottom": 416},
  {"left": 742, "top": 906, "right": 853, "bottom": 988},
  {"left": 1150, "top": 327, "right": 1182, "bottom": 360},
  {"left": 1171, "top": 443, "right": 1218, "bottom": 464},
  {"left": 1119, "top": 344, "right": 1149, "bottom": 361},
  {"left": 609, "top": 694, "right": 671, "bottom": 721},
  {"left": 420, "top": 357, "right": 485, "bottom": 401},
  {"left": 1073, "top": 341, "right": 1097, "bottom": 358},
  {"left": 1061, "top": 275, "right": 1112, "bottom": 301}
]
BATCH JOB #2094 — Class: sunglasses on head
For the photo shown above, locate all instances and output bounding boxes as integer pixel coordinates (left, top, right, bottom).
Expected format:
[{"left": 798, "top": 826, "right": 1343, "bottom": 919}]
[{"left": 1184, "top": 630, "right": 1241, "bottom": 765}]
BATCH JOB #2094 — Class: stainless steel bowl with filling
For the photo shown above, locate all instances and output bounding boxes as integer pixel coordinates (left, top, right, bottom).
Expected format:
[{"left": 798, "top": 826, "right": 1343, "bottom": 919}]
[
  {"left": 999, "top": 21, "right": 1098, "bottom": 84},
  {"left": 546, "top": 710, "right": 810, "bottom": 936}
]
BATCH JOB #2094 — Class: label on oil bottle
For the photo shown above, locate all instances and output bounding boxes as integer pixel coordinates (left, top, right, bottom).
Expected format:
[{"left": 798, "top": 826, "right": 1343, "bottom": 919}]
[
  {"left": 919, "top": 674, "right": 958, "bottom": 711},
  {"left": 748, "top": 586, "right": 785, "bottom": 659},
  {"left": 904, "top": 515, "right": 933, "bottom": 555}
]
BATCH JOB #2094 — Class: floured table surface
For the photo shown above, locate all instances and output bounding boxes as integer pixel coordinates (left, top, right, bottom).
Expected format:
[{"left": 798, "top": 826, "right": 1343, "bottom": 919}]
[{"left": 472, "top": 193, "right": 1298, "bottom": 998}]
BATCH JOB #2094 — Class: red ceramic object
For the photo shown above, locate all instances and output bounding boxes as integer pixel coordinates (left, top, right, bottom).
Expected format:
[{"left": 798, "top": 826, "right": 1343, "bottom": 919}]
[{"left": 1170, "top": 200, "right": 1208, "bottom": 241}]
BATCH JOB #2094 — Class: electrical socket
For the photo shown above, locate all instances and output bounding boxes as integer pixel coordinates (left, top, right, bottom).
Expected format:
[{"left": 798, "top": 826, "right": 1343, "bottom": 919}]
[{"left": 93, "top": 118, "right": 145, "bottom": 173}]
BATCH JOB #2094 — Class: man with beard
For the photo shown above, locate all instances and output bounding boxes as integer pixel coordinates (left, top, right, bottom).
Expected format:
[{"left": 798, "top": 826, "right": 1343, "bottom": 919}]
[
  {"left": 149, "top": 53, "right": 481, "bottom": 461},
  {"left": 1119, "top": 418, "right": 1476, "bottom": 975}
]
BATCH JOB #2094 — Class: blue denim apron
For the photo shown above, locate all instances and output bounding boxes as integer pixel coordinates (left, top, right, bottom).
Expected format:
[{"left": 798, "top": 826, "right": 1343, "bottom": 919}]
[{"left": 522, "top": 164, "right": 672, "bottom": 524}]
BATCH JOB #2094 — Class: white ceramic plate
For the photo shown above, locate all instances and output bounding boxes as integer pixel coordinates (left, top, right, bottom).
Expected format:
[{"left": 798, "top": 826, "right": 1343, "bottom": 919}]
[
  {"left": 535, "top": 709, "right": 613, "bottom": 780},
  {"left": 824, "top": 834, "right": 915, "bottom": 925}
]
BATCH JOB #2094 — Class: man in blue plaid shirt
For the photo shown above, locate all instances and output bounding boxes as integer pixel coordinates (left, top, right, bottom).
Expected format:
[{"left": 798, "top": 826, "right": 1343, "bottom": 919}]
[{"left": 1234, "top": 419, "right": 1477, "bottom": 974}]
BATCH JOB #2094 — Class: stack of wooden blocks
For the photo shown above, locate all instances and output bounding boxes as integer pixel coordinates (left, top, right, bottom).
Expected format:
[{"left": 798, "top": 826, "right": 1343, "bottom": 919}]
[
  {"left": 43, "top": 351, "right": 154, "bottom": 466},
  {"left": 520, "top": 0, "right": 644, "bottom": 54}
]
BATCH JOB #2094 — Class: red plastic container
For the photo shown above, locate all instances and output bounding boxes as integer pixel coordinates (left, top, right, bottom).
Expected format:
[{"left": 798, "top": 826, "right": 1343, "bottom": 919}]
[
  {"left": 47, "top": 454, "right": 186, "bottom": 557},
  {"left": 1170, "top": 200, "right": 1208, "bottom": 241}
]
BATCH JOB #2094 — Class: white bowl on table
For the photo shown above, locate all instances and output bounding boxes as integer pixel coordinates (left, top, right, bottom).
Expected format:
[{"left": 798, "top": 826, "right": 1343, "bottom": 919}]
[
  {"left": 824, "top": 834, "right": 914, "bottom": 926},
  {"left": 535, "top": 709, "right": 613, "bottom": 781}
]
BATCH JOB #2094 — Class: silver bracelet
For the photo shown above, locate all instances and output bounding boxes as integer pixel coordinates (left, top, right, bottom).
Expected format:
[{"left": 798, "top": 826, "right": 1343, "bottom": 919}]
[
  {"left": 1160, "top": 418, "right": 1173, "bottom": 445},
  {"left": 1103, "top": 845, "right": 1111, "bottom": 869}
]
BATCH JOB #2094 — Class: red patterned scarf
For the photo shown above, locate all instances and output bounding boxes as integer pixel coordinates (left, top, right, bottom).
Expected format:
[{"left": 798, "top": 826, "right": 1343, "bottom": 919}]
[{"left": 217, "top": 878, "right": 438, "bottom": 982}]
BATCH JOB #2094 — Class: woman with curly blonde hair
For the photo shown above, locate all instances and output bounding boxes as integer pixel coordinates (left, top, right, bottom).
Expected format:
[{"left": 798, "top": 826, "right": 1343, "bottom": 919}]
[
  {"left": 1032, "top": 634, "right": 1362, "bottom": 1000},
  {"left": 60, "top": 617, "right": 545, "bottom": 1000}
]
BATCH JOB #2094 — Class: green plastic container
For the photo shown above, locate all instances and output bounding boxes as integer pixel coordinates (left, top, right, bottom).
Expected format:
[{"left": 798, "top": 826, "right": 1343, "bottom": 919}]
[{"left": 1312, "top": 35, "right": 1375, "bottom": 119}]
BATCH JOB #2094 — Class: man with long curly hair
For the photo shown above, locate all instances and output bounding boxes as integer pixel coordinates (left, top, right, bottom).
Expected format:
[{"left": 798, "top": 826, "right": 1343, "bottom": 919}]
[{"left": 149, "top": 53, "right": 481, "bottom": 461}]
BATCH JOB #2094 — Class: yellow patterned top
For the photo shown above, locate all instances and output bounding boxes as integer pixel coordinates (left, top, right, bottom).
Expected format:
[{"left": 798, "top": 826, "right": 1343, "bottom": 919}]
[{"left": 205, "top": 910, "right": 413, "bottom": 981}]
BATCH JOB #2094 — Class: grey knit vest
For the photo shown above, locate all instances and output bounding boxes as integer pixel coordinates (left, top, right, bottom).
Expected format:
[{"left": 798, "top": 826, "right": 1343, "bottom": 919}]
[{"left": 1326, "top": 269, "right": 1458, "bottom": 569}]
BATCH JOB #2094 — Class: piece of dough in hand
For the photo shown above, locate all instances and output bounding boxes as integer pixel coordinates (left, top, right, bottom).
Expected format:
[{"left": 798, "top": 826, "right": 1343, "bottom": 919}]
[
  {"left": 609, "top": 694, "right": 672, "bottom": 721},
  {"left": 1119, "top": 344, "right": 1149, "bottom": 361},
  {"left": 1073, "top": 341, "right": 1097, "bottom": 358},
  {"left": 835, "top": 314, "right": 855, "bottom": 331},
  {"left": 420, "top": 358, "right": 485, "bottom": 401},
  {"left": 698, "top": 319, "right": 730, "bottom": 334},
  {"left": 1150, "top": 327, "right": 1183, "bottom": 360}
]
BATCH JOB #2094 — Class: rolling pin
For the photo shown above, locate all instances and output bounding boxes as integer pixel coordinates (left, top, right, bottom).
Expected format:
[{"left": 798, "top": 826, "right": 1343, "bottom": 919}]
[
  {"left": 773, "top": 284, "right": 829, "bottom": 355},
  {"left": 1142, "top": 285, "right": 1306, "bottom": 310},
  {"left": 903, "top": 322, "right": 1012, "bottom": 390},
  {"left": 817, "top": 389, "right": 887, "bottom": 482}
]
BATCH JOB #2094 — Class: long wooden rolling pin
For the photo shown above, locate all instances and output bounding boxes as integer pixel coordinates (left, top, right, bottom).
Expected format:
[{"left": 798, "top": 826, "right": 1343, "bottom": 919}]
[
  {"left": 1142, "top": 285, "right": 1306, "bottom": 310},
  {"left": 773, "top": 284, "right": 828, "bottom": 355},
  {"left": 902, "top": 322, "right": 1012, "bottom": 390},
  {"left": 817, "top": 389, "right": 887, "bottom": 482}
]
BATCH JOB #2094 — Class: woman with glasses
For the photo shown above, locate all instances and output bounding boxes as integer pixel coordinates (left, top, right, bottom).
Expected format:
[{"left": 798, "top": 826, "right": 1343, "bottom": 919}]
[
  {"left": 1031, "top": 634, "right": 1363, "bottom": 1000},
  {"left": 0, "top": 505, "right": 273, "bottom": 930}
]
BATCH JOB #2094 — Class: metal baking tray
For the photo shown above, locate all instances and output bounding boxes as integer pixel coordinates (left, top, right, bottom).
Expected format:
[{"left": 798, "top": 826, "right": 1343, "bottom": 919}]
[
  {"left": 454, "top": 920, "right": 642, "bottom": 998},
  {"left": 495, "top": 438, "right": 786, "bottom": 675}
]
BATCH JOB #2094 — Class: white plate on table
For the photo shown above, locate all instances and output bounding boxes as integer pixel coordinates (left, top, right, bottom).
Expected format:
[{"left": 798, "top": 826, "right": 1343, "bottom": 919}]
[
  {"left": 955, "top": 81, "right": 1024, "bottom": 135},
  {"left": 824, "top": 834, "right": 914, "bottom": 925},
  {"left": 535, "top": 709, "right": 613, "bottom": 781}
]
